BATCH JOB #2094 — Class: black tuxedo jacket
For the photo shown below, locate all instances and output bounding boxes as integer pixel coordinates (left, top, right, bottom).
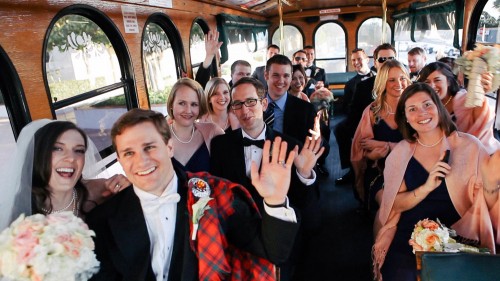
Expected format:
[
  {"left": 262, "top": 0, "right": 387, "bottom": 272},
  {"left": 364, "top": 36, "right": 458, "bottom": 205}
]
[
  {"left": 87, "top": 165, "right": 299, "bottom": 281},
  {"left": 282, "top": 94, "right": 317, "bottom": 145},
  {"left": 210, "top": 128, "right": 321, "bottom": 231},
  {"left": 306, "top": 65, "right": 328, "bottom": 87},
  {"left": 345, "top": 76, "right": 375, "bottom": 137}
]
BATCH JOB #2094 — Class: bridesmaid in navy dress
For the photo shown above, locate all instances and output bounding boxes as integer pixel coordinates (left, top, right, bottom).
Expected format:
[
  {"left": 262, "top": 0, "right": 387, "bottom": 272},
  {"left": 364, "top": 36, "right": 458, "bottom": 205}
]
[
  {"left": 351, "top": 60, "right": 410, "bottom": 212},
  {"left": 166, "top": 78, "right": 224, "bottom": 172},
  {"left": 374, "top": 83, "right": 497, "bottom": 281}
]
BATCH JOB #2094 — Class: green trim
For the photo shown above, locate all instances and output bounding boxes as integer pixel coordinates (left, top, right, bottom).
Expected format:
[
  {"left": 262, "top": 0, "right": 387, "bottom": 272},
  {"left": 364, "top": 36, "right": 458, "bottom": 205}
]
[
  {"left": 216, "top": 13, "right": 270, "bottom": 64},
  {"left": 393, "top": 0, "right": 464, "bottom": 48}
]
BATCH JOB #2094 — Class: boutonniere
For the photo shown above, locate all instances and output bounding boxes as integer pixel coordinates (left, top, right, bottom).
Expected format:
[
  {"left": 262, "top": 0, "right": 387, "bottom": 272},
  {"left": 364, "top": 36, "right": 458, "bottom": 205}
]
[
  {"left": 188, "top": 178, "right": 212, "bottom": 240},
  {"left": 314, "top": 67, "right": 320, "bottom": 76}
]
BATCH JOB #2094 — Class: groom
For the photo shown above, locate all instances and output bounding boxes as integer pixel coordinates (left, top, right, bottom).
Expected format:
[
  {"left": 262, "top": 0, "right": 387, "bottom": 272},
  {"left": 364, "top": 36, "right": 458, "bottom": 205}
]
[{"left": 86, "top": 109, "right": 299, "bottom": 281}]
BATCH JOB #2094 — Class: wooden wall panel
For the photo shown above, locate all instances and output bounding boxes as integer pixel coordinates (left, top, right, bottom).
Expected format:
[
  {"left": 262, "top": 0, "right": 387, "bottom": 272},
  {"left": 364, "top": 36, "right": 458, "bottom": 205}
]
[{"left": 0, "top": 0, "right": 261, "bottom": 119}]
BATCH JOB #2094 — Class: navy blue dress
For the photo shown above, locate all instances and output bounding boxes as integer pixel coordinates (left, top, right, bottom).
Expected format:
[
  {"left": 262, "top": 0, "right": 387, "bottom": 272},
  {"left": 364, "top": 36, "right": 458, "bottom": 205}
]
[
  {"left": 366, "top": 119, "right": 402, "bottom": 211},
  {"left": 176, "top": 143, "right": 211, "bottom": 173},
  {"left": 381, "top": 157, "right": 460, "bottom": 281}
]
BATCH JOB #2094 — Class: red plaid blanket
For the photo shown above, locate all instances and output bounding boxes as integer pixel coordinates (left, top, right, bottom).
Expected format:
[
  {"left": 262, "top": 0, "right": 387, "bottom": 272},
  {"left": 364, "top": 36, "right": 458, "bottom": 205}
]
[{"left": 186, "top": 172, "right": 276, "bottom": 281}]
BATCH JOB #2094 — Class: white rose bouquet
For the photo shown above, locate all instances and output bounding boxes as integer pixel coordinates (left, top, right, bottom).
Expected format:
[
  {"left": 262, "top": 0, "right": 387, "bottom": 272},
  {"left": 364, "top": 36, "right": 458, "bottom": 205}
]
[
  {"left": 0, "top": 212, "right": 99, "bottom": 281},
  {"left": 455, "top": 44, "right": 500, "bottom": 108}
]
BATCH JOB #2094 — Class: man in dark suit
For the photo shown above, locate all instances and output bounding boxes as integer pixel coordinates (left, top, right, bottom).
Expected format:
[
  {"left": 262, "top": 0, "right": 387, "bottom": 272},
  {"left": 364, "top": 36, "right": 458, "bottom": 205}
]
[
  {"left": 303, "top": 45, "right": 328, "bottom": 89},
  {"left": 264, "top": 54, "right": 327, "bottom": 176},
  {"left": 252, "top": 44, "right": 280, "bottom": 87},
  {"left": 211, "top": 77, "right": 323, "bottom": 281},
  {"left": 264, "top": 54, "right": 317, "bottom": 147},
  {"left": 87, "top": 108, "right": 299, "bottom": 281},
  {"left": 334, "top": 43, "right": 396, "bottom": 188}
]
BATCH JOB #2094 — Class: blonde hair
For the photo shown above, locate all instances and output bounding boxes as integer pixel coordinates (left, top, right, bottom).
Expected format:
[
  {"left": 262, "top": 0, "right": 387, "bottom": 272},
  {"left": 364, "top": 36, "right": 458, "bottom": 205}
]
[
  {"left": 166, "top": 78, "right": 208, "bottom": 119},
  {"left": 371, "top": 60, "right": 410, "bottom": 120},
  {"left": 204, "top": 77, "right": 231, "bottom": 114}
]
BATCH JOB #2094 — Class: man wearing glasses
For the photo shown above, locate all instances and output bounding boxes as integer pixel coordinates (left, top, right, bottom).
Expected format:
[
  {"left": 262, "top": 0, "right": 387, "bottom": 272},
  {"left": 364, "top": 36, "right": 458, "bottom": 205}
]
[{"left": 210, "top": 76, "right": 323, "bottom": 281}]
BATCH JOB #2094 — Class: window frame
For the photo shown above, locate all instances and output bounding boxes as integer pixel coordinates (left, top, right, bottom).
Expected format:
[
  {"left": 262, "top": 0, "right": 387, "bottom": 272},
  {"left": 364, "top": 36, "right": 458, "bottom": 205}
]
[
  {"left": 142, "top": 13, "right": 186, "bottom": 108},
  {"left": 42, "top": 4, "right": 138, "bottom": 157},
  {"left": 189, "top": 18, "right": 217, "bottom": 78},
  {"left": 271, "top": 24, "right": 304, "bottom": 59},
  {"left": 0, "top": 45, "right": 30, "bottom": 138},
  {"left": 313, "top": 20, "right": 348, "bottom": 72}
]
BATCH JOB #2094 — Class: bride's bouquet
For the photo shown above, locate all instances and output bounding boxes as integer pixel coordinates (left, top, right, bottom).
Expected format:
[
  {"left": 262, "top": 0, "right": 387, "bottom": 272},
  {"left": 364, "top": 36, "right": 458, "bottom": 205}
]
[
  {"left": 0, "top": 212, "right": 100, "bottom": 281},
  {"left": 455, "top": 44, "right": 500, "bottom": 108},
  {"left": 409, "top": 218, "right": 482, "bottom": 254}
]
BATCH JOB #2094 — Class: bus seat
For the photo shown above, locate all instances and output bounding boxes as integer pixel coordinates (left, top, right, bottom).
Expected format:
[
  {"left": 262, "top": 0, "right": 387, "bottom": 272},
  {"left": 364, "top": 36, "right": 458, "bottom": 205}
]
[
  {"left": 326, "top": 72, "right": 357, "bottom": 114},
  {"left": 420, "top": 252, "right": 500, "bottom": 281}
]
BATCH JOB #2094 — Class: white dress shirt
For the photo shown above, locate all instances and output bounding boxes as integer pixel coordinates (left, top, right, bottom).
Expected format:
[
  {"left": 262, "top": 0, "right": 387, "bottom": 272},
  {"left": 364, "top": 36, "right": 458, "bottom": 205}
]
[{"left": 134, "top": 175, "right": 180, "bottom": 281}]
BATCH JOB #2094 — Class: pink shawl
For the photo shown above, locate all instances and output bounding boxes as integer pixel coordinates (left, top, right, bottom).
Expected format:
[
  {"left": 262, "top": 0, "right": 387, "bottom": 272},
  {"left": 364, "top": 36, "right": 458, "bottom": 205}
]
[
  {"left": 372, "top": 131, "right": 496, "bottom": 280},
  {"left": 454, "top": 89, "right": 500, "bottom": 154},
  {"left": 351, "top": 104, "right": 397, "bottom": 201}
]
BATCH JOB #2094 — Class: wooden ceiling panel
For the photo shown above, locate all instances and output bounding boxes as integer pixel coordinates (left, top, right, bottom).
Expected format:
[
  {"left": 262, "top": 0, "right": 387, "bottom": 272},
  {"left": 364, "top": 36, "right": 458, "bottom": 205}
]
[{"left": 192, "top": 0, "right": 414, "bottom": 17}]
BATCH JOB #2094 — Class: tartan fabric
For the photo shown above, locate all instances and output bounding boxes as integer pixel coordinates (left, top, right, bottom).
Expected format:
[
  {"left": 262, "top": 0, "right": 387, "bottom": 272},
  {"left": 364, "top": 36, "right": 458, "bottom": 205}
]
[{"left": 186, "top": 172, "right": 276, "bottom": 281}]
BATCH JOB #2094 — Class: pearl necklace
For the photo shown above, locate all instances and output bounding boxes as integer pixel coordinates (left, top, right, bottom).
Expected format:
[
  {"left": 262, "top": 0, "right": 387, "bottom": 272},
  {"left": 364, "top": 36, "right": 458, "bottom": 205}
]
[
  {"left": 417, "top": 135, "right": 444, "bottom": 148},
  {"left": 41, "top": 188, "right": 78, "bottom": 215},
  {"left": 170, "top": 123, "right": 195, "bottom": 144},
  {"left": 443, "top": 95, "right": 453, "bottom": 107},
  {"left": 209, "top": 114, "right": 229, "bottom": 130}
]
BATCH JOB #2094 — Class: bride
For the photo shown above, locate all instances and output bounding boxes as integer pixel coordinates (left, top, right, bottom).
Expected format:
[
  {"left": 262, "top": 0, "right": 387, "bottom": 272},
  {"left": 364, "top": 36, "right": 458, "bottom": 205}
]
[{"left": 0, "top": 119, "right": 129, "bottom": 228}]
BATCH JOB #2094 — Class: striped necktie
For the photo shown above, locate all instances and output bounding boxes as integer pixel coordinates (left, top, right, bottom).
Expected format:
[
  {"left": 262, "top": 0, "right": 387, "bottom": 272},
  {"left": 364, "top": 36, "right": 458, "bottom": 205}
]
[{"left": 264, "top": 102, "right": 276, "bottom": 128}]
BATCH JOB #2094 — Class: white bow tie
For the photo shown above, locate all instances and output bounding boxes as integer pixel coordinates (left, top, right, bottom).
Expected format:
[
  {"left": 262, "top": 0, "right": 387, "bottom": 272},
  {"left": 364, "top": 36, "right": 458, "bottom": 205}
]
[{"left": 142, "top": 193, "right": 181, "bottom": 215}]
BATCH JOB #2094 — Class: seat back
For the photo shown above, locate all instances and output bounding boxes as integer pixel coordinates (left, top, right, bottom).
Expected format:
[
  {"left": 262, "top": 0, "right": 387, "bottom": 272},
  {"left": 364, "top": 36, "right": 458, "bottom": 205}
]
[{"left": 421, "top": 252, "right": 500, "bottom": 281}]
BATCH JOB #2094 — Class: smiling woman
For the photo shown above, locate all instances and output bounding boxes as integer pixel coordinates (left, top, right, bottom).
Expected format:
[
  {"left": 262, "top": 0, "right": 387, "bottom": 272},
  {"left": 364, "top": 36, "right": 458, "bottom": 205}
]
[
  {"left": 0, "top": 120, "right": 129, "bottom": 229},
  {"left": 166, "top": 78, "right": 224, "bottom": 172}
]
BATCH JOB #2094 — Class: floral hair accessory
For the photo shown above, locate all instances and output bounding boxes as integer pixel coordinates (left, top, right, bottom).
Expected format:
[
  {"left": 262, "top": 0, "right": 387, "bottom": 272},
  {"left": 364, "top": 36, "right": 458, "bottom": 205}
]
[
  {"left": 0, "top": 212, "right": 100, "bottom": 281},
  {"left": 455, "top": 44, "right": 500, "bottom": 107}
]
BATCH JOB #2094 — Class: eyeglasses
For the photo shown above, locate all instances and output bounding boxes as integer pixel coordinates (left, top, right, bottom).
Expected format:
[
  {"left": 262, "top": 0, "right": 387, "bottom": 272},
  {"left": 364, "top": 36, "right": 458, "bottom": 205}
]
[
  {"left": 377, "top": 57, "right": 395, "bottom": 63},
  {"left": 294, "top": 57, "right": 307, "bottom": 61},
  {"left": 231, "top": 98, "right": 261, "bottom": 110}
]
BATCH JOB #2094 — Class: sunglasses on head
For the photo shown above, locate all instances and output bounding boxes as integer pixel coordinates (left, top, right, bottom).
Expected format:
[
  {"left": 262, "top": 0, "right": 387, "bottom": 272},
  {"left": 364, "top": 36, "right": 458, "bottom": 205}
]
[{"left": 377, "top": 57, "right": 395, "bottom": 63}]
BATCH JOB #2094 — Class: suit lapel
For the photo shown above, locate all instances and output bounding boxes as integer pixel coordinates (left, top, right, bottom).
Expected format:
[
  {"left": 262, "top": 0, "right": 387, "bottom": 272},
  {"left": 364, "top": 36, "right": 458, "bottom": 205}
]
[
  {"left": 230, "top": 129, "right": 250, "bottom": 181},
  {"left": 108, "top": 188, "right": 152, "bottom": 280}
]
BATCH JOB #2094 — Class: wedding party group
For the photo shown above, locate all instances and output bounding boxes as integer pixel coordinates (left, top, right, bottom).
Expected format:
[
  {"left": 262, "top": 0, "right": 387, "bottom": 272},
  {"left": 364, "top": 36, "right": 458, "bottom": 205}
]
[{"left": 1, "top": 35, "right": 500, "bottom": 281}]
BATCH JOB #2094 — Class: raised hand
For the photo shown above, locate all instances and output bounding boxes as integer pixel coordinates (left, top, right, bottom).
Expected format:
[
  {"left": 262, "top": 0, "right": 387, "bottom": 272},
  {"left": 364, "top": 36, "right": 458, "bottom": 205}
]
[
  {"left": 294, "top": 134, "right": 324, "bottom": 178},
  {"left": 203, "top": 30, "right": 223, "bottom": 67},
  {"left": 308, "top": 114, "right": 322, "bottom": 141},
  {"left": 251, "top": 137, "right": 295, "bottom": 205},
  {"left": 421, "top": 151, "right": 451, "bottom": 193}
]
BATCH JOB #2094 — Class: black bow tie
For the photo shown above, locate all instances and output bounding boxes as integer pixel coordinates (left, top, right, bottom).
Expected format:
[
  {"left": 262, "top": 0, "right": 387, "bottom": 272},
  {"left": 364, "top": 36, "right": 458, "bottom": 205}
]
[{"left": 242, "top": 137, "right": 265, "bottom": 148}]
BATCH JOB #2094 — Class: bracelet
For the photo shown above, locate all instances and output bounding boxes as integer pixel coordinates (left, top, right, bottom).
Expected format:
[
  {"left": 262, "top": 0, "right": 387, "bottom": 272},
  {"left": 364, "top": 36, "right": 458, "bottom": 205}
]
[{"left": 483, "top": 183, "right": 500, "bottom": 195}]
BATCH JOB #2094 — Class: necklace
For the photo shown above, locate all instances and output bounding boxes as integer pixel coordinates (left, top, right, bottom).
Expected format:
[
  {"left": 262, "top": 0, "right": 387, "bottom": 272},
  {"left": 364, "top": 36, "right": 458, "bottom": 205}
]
[
  {"left": 443, "top": 95, "right": 453, "bottom": 107},
  {"left": 385, "top": 102, "right": 396, "bottom": 115},
  {"left": 170, "top": 123, "right": 195, "bottom": 144},
  {"left": 41, "top": 188, "right": 77, "bottom": 214},
  {"left": 417, "top": 135, "right": 444, "bottom": 148},
  {"left": 209, "top": 114, "right": 229, "bottom": 130}
]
